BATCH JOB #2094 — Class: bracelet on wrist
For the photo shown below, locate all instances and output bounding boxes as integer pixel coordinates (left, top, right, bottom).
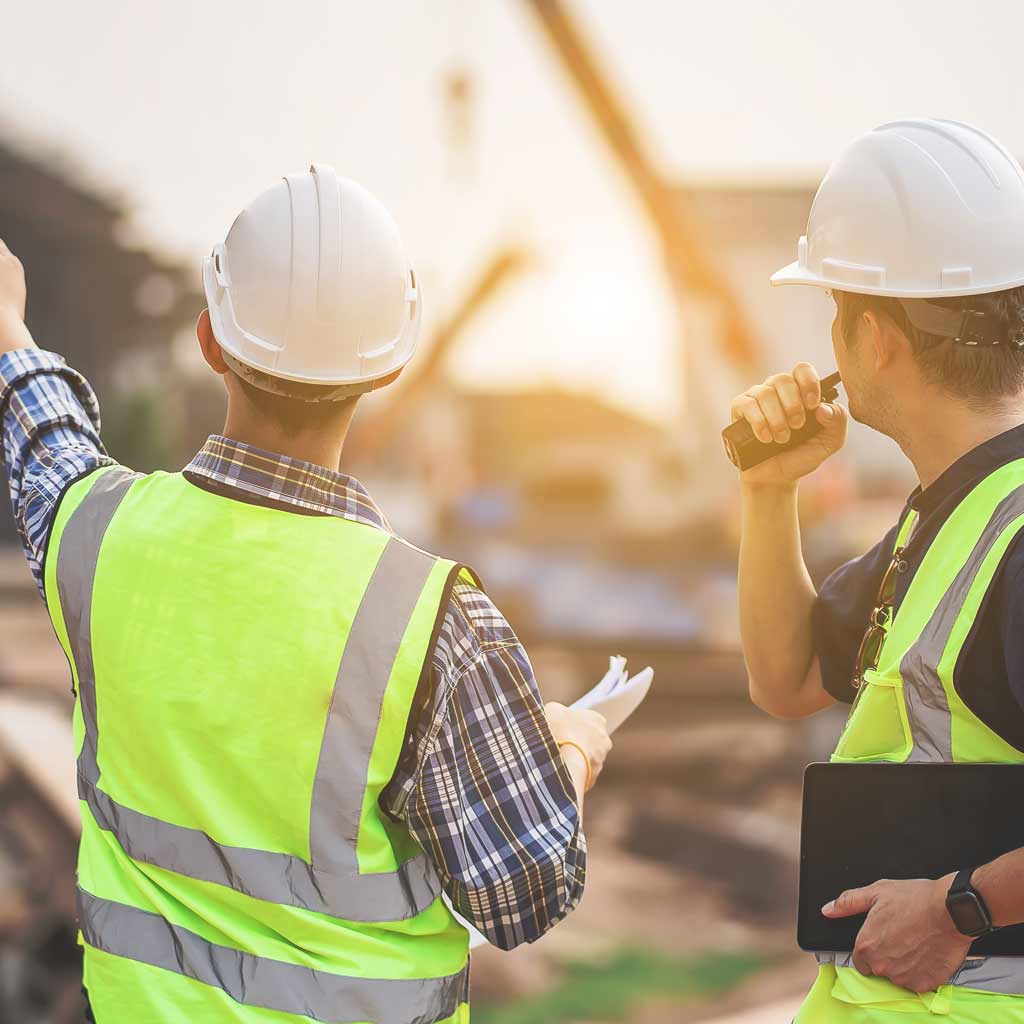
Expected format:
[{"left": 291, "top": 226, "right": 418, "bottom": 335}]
[{"left": 557, "top": 740, "right": 592, "bottom": 791}]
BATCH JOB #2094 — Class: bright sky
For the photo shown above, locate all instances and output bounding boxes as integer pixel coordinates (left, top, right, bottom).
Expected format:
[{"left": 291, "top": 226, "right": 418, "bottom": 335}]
[{"left": 3, "top": 0, "right": 1023, "bottom": 418}]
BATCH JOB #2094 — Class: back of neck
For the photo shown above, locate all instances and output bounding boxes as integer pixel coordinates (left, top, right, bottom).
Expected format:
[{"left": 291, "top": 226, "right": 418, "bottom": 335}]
[{"left": 221, "top": 414, "right": 348, "bottom": 473}]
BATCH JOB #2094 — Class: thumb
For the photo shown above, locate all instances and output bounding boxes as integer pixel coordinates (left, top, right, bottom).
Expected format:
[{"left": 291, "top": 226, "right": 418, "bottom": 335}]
[
  {"left": 823, "top": 884, "right": 880, "bottom": 918},
  {"left": 814, "top": 401, "right": 845, "bottom": 426},
  {"left": 815, "top": 401, "right": 847, "bottom": 438}
]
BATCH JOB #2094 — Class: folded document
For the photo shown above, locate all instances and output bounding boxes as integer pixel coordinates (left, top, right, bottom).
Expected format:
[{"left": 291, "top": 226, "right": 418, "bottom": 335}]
[{"left": 572, "top": 655, "right": 654, "bottom": 734}]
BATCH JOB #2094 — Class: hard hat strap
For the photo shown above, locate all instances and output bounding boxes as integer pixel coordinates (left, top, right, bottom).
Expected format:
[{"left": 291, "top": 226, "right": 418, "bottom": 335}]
[
  {"left": 897, "top": 298, "right": 1023, "bottom": 349},
  {"left": 222, "top": 351, "right": 383, "bottom": 402}
]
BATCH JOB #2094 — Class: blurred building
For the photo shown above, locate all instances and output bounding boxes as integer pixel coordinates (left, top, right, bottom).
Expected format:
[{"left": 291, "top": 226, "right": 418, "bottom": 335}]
[
  {"left": 451, "top": 387, "right": 687, "bottom": 547},
  {"left": 0, "top": 137, "right": 202, "bottom": 546}
]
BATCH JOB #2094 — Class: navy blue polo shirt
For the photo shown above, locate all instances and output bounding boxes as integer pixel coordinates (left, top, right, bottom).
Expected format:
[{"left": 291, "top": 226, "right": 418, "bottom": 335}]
[{"left": 813, "top": 422, "right": 1024, "bottom": 749}]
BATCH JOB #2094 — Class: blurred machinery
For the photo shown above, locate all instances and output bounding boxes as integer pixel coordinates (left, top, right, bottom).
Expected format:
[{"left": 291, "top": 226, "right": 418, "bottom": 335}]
[
  {"left": 350, "top": 0, "right": 766, "bottom": 498},
  {"left": 346, "top": 245, "right": 532, "bottom": 465},
  {"left": 0, "top": 680, "right": 81, "bottom": 1022},
  {"left": 523, "top": 0, "right": 762, "bottom": 375}
]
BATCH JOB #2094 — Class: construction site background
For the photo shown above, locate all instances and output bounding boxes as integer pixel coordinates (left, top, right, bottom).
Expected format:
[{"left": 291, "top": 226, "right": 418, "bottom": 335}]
[{"left": 0, "top": 2, "right": 1020, "bottom": 1022}]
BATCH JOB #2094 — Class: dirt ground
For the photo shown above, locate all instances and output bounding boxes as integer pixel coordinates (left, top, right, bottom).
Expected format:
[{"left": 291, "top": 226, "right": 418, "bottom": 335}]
[{"left": 470, "top": 696, "right": 830, "bottom": 1022}]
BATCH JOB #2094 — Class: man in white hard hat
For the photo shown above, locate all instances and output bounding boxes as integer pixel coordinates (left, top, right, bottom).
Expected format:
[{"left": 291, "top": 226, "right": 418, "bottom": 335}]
[
  {"left": 0, "top": 166, "right": 611, "bottom": 1023},
  {"left": 732, "top": 119, "right": 1024, "bottom": 1022}
]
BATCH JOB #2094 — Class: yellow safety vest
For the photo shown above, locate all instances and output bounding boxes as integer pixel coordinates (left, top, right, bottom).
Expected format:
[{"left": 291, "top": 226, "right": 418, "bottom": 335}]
[
  {"left": 46, "top": 465, "right": 473, "bottom": 1024},
  {"left": 799, "top": 460, "right": 1024, "bottom": 1022}
]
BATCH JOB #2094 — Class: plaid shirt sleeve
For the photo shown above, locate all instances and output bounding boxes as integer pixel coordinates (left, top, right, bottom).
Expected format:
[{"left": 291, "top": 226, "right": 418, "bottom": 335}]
[
  {"left": 0, "top": 348, "right": 112, "bottom": 595},
  {"left": 384, "top": 581, "right": 587, "bottom": 950}
]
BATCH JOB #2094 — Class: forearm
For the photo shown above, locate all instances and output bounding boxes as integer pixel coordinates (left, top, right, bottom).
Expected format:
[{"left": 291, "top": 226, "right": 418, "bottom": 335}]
[
  {"left": 973, "top": 847, "right": 1024, "bottom": 928},
  {"left": 391, "top": 590, "right": 587, "bottom": 949},
  {"left": 559, "top": 744, "right": 588, "bottom": 814},
  {"left": 739, "top": 481, "right": 829, "bottom": 716},
  {"left": 405, "top": 726, "right": 586, "bottom": 949},
  {"left": 0, "top": 349, "right": 110, "bottom": 593}
]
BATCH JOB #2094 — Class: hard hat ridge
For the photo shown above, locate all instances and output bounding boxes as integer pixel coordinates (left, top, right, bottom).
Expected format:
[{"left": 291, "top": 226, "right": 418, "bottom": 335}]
[{"left": 203, "top": 165, "right": 421, "bottom": 398}]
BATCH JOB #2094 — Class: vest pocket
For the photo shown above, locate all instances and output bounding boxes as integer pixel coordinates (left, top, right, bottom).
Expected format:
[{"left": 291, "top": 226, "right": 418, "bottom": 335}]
[{"left": 832, "top": 672, "right": 912, "bottom": 763}]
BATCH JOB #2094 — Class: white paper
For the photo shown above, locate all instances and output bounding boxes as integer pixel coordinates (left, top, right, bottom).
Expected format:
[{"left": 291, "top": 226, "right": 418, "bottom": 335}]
[
  {"left": 454, "top": 656, "right": 654, "bottom": 949},
  {"left": 572, "top": 658, "right": 654, "bottom": 734}
]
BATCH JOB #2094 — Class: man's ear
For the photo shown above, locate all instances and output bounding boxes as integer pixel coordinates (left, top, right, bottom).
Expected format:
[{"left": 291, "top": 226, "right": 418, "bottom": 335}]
[
  {"left": 861, "top": 309, "right": 904, "bottom": 372},
  {"left": 196, "top": 309, "right": 229, "bottom": 375}
]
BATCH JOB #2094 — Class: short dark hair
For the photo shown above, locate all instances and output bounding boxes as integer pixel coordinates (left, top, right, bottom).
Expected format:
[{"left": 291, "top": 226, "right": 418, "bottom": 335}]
[
  {"left": 236, "top": 376, "right": 358, "bottom": 438},
  {"left": 838, "top": 286, "right": 1024, "bottom": 403}
]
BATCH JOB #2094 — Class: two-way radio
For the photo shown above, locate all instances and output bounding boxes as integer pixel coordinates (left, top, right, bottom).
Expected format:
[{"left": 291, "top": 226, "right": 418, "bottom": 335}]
[{"left": 722, "top": 371, "right": 842, "bottom": 472}]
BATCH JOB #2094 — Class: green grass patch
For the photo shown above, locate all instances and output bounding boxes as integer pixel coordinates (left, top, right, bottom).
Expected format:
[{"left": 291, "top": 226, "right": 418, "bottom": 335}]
[{"left": 474, "top": 946, "right": 766, "bottom": 1024}]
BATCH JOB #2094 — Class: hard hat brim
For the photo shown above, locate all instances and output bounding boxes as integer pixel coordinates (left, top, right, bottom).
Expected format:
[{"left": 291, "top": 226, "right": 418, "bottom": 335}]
[
  {"left": 770, "top": 259, "right": 1024, "bottom": 298},
  {"left": 769, "top": 260, "right": 825, "bottom": 289},
  {"left": 202, "top": 254, "right": 421, "bottom": 389}
]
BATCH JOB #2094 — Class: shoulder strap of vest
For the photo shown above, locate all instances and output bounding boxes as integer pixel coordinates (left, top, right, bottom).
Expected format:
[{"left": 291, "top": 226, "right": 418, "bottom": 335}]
[
  {"left": 894, "top": 507, "right": 919, "bottom": 550},
  {"left": 889, "top": 462, "right": 1024, "bottom": 761}
]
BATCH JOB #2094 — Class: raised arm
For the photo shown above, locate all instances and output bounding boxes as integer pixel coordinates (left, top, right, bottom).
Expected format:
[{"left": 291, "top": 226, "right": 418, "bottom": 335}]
[
  {"left": 0, "top": 239, "right": 111, "bottom": 595},
  {"left": 732, "top": 363, "right": 848, "bottom": 718}
]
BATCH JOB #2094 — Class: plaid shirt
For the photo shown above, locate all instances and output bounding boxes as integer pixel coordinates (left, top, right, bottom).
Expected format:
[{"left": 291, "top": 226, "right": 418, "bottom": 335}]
[{"left": 0, "top": 347, "right": 585, "bottom": 950}]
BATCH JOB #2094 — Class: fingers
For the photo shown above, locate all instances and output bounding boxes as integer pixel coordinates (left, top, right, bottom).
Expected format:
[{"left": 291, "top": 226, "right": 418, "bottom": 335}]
[
  {"left": 767, "top": 373, "right": 807, "bottom": 430},
  {"left": 0, "top": 237, "right": 21, "bottom": 269},
  {"left": 792, "top": 362, "right": 820, "bottom": 409},
  {"left": 730, "top": 365, "right": 822, "bottom": 445},
  {"left": 823, "top": 883, "right": 881, "bottom": 918},
  {"left": 851, "top": 943, "right": 875, "bottom": 978},
  {"left": 730, "top": 395, "right": 772, "bottom": 443},
  {"left": 749, "top": 385, "right": 793, "bottom": 443}
]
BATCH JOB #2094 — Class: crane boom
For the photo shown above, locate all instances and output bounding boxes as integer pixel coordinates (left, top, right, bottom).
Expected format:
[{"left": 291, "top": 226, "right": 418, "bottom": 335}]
[
  {"left": 345, "top": 245, "right": 531, "bottom": 465},
  {"left": 522, "top": 0, "right": 760, "bottom": 370}
]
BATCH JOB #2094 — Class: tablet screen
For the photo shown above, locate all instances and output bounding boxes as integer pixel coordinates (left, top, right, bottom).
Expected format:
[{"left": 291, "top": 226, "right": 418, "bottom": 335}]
[{"left": 800, "top": 762, "right": 1024, "bottom": 956}]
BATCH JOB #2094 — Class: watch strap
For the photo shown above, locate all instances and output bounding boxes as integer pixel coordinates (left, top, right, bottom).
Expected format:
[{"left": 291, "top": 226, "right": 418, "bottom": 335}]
[
  {"left": 947, "top": 867, "right": 994, "bottom": 937},
  {"left": 950, "top": 867, "right": 976, "bottom": 897}
]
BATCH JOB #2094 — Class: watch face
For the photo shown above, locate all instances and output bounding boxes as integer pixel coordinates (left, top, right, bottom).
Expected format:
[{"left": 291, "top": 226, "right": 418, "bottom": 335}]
[{"left": 948, "top": 891, "right": 991, "bottom": 938}]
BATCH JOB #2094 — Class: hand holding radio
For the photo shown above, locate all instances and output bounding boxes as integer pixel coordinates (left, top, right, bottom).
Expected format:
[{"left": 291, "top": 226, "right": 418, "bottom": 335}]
[{"left": 724, "top": 364, "right": 847, "bottom": 485}]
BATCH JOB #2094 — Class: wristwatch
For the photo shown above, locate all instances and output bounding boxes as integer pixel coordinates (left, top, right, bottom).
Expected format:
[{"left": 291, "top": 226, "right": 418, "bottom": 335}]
[{"left": 946, "top": 868, "right": 995, "bottom": 938}]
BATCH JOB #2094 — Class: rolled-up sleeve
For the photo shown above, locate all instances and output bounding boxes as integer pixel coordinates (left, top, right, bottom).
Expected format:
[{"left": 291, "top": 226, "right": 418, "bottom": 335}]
[
  {"left": 0, "top": 348, "right": 111, "bottom": 594},
  {"left": 385, "top": 581, "right": 585, "bottom": 950}
]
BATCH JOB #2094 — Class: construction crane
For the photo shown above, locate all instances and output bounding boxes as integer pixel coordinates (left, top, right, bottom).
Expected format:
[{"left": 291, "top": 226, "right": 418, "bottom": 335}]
[
  {"left": 521, "top": 0, "right": 763, "bottom": 418},
  {"left": 344, "top": 245, "right": 532, "bottom": 465},
  {"left": 352, "top": 0, "right": 763, "bottom": 469}
]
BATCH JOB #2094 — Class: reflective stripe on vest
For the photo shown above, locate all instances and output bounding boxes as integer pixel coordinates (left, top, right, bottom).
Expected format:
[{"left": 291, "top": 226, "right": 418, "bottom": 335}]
[
  {"left": 59, "top": 467, "right": 442, "bottom": 922},
  {"left": 901, "top": 483, "right": 1024, "bottom": 763},
  {"left": 815, "top": 949, "right": 1024, "bottom": 997},
  {"left": 78, "top": 888, "right": 468, "bottom": 1024},
  {"left": 824, "top": 465, "right": 1024, "bottom": 999}
]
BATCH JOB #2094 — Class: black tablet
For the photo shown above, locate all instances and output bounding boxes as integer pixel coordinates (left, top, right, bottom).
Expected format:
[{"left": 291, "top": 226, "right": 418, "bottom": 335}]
[{"left": 799, "top": 762, "right": 1024, "bottom": 956}]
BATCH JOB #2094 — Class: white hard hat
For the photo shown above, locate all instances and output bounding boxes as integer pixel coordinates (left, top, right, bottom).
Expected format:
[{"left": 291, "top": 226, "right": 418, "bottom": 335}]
[
  {"left": 203, "top": 164, "right": 421, "bottom": 398},
  {"left": 772, "top": 119, "right": 1024, "bottom": 299}
]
